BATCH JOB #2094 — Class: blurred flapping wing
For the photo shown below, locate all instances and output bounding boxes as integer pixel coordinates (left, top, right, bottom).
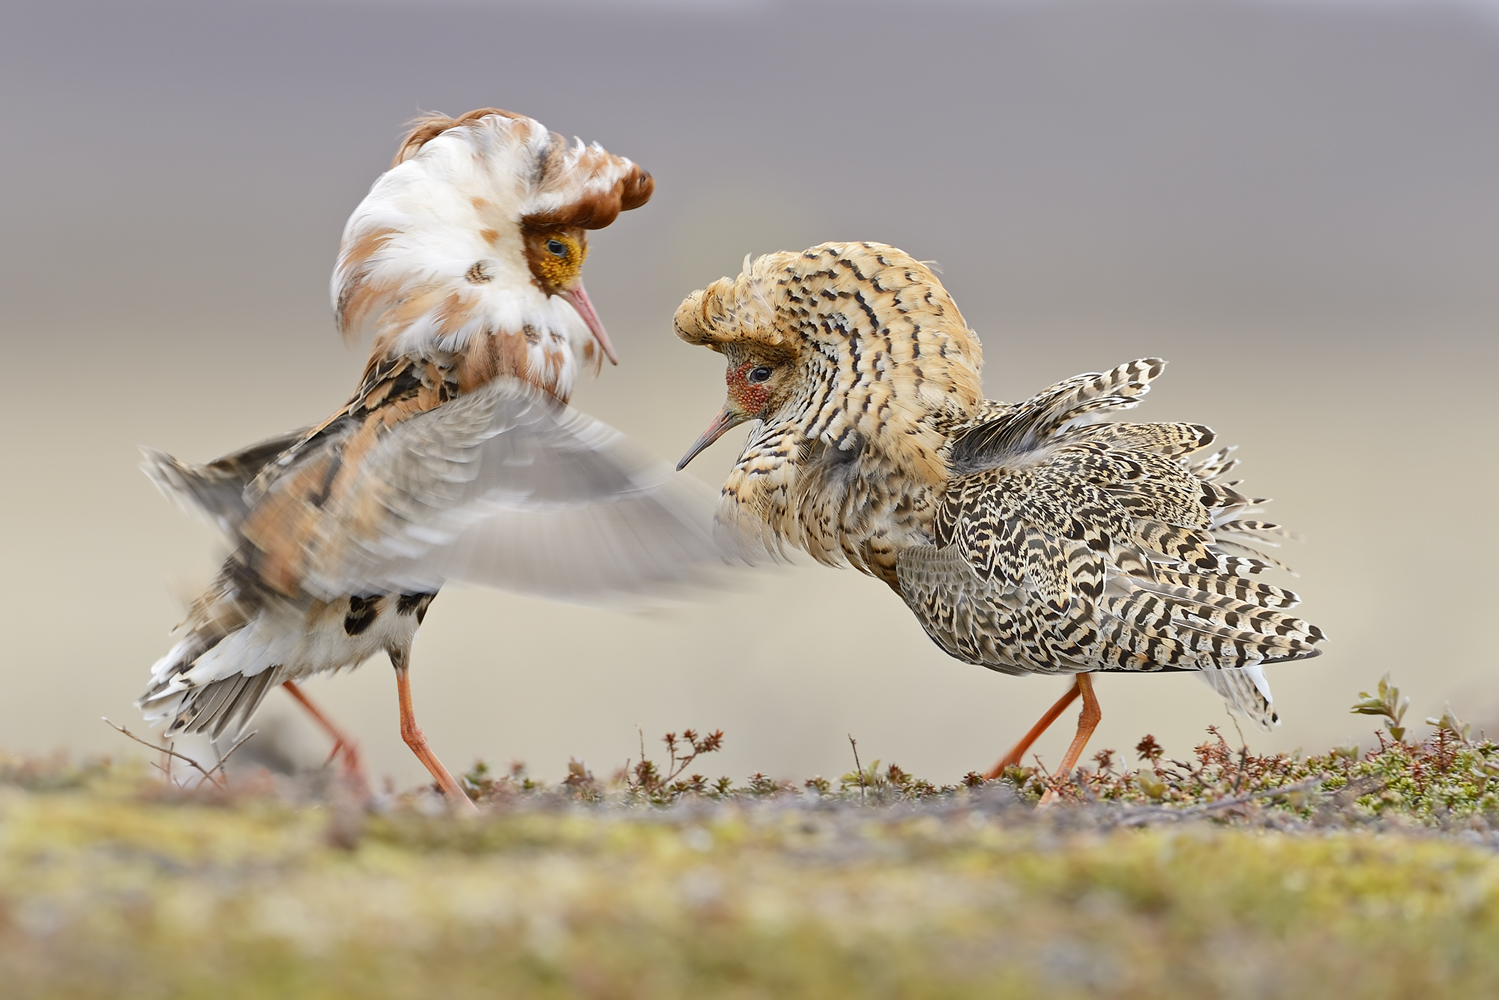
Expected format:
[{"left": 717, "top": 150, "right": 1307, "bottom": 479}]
[
  {"left": 246, "top": 377, "right": 726, "bottom": 605},
  {"left": 140, "top": 429, "right": 311, "bottom": 537}
]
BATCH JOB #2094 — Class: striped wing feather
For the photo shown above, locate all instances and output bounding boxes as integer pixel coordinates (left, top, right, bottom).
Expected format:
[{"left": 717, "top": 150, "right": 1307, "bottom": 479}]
[{"left": 897, "top": 360, "right": 1324, "bottom": 728}]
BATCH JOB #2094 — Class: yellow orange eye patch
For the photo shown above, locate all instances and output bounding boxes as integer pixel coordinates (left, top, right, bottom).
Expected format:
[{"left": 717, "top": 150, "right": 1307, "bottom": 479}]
[{"left": 534, "top": 232, "right": 587, "bottom": 289}]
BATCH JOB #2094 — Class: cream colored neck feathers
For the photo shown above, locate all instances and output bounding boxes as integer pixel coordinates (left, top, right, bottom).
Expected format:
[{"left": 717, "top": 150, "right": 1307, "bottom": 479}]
[{"left": 675, "top": 242, "right": 984, "bottom": 575}]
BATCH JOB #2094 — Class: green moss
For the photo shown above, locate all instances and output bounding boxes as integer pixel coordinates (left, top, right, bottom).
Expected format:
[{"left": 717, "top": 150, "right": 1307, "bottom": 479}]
[
  {"left": 4, "top": 752, "right": 1499, "bottom": 999},
  {"left": 7, "top": 679, "right": 1499, "bottom": 997}
]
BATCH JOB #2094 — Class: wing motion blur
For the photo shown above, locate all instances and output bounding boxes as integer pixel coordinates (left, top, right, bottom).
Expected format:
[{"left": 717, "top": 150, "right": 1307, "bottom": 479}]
[{"left": 146, "top": 377, "right": 727, "bottom": 608}]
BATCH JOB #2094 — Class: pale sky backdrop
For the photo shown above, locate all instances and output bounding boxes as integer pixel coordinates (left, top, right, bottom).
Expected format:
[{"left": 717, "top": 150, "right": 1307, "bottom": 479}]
[{"left": 2, "top": 0, "right": 1496, "bottom": 786}]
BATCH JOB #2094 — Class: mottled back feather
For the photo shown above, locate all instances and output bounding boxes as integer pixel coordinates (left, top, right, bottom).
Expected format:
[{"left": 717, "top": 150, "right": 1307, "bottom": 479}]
[{"left": 675, "top": 242, "right": 1326, "bottom": 728}]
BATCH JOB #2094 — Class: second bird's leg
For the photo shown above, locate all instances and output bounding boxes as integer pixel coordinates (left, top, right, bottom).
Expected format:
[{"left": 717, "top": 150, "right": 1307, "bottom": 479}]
[
  {"left": 281, "top": 678, "right": 368, "bottom": 793},
  {"left": 389, "top": 646, "right": 477, "bottom": 812},
  {"left": 1038, "top": 673, "right": 1102, "bottom": 806},
  {"left": 983, "top": 677, "right": 1084, "bottom": 780}
]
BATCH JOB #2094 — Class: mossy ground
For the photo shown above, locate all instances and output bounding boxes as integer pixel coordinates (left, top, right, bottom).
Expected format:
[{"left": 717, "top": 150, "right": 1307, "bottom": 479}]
[{"left": 6, "top": 686, "right": 1499, "bottom": 999}]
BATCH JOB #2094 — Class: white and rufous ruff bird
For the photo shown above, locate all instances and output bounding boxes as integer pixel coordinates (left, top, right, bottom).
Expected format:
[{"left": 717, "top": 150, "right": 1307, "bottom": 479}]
[
  {"left": 140, "top": 109, "right": 719, "bottom": 806},
  {"left": 674, "top": 242, "right": 1325, "bottom": 791}
]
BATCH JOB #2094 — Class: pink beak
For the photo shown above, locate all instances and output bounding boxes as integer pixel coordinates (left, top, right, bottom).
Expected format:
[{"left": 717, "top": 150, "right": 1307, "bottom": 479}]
[
  {"left": 677, "top": 405, "right": 749, "bottom": 471},
  {"left": 558, "top": 281, "right": 619, "bottom": 366}
]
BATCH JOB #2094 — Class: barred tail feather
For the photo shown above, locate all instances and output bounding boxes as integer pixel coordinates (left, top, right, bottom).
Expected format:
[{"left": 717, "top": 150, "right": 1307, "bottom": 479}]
[
  {"left": 1096, "top": 573, "right": 1323, "bottom": 727},
  {"left": 138, "top": 571, "right": 288, "bottom": 742},
  {"left": 1196, "top": 663, "right": 1282, "bottom": 730},
  {"left": 138, "top": 624, "right": 285, "bottom": 743},
  {"left": 1190, "top": 446, "right": 1240, "bottom": 482},
  {"left": 1146, "top": 568, "right": 1302, "bottom": 610}
]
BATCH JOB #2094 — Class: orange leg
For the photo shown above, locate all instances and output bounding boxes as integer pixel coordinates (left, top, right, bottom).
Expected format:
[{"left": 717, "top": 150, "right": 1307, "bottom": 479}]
[
  {"left": 983, "top": 677, "right": 1083, "bottom": 779},
  {"left": 282, "top": 678, "right": 368, "bottom": 793},
  {"left": 1038, "top": 673, "right": 1102, "bottom": 806},
  {"left": 391, "top": 648, "right": 476, "bottom": 812}
]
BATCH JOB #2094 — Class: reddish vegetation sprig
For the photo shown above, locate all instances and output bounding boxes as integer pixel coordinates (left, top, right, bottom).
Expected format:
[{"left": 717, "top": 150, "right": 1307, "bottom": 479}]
[
  {"left": 621, "top": 728, "right": 729, "bottom": 804},
  {"left": 1006, "top": 716, "right": 1499, "bottom": 826},
  {"left": 70, "top": 676, "right": 1499, "bottom": 827}
]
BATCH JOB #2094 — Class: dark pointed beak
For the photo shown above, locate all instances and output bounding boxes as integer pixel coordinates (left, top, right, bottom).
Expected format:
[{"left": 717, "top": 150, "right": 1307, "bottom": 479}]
[
  {"left": 677, "top": 406, "right": 749, "bottom": 471},
  {"left": 558, "top": 280, "right": 618, "bottom": 366}
]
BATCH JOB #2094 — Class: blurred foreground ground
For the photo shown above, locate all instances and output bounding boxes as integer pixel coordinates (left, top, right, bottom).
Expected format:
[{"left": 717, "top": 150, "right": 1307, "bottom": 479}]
[{"left": 6, "top": 713, "right": 1499, "bottom": 999}]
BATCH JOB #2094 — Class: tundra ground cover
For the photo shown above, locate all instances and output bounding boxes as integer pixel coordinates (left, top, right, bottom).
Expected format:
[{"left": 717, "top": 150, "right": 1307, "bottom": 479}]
[{"left": 4, "top": 679, "right": 1498, "bottom": 999}]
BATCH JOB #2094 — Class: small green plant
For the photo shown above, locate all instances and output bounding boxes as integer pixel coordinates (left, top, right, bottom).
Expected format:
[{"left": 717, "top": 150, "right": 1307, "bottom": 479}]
[
  {"left": 462, "top": 759, "right": 540, "bottom": 800},
  {"left": 1351, "top": 672, "right": 1411, "bottom": 742},
  {"left": 829, "top": 760, "right": 949, "bottom": 802},
  {"left": 744, "top": 772, "right": 784, "bottom": 796},
  {"left": 1426, "top": 704, "right": 1472, "bottom": 742},
  {"left": 839, "top": 757, "right": 885, "bottom": 796}
]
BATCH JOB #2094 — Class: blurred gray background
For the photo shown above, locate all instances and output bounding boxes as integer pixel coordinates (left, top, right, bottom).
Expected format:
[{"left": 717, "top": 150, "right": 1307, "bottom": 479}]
[{"left": 2, "top": 0, "right": 1496, "bottom": 786}]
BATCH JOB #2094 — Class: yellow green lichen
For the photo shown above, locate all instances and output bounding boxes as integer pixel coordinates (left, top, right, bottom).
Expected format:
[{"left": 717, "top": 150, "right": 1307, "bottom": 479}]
[
  {"left": 5, "top": 678, "right": 1499, "bottom": 998},
  {"left": 4, "top": 751, "right": 1499, "bottom": 999}
]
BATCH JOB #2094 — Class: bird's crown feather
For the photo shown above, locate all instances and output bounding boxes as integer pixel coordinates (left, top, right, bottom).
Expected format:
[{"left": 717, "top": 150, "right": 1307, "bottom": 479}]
[
  {"left": 333, "top": 108, "right": 652, "bottom": 354},
  {"left": 387, "top": 108, "right": 653, "bottom": 228},
  {"left": 676, "top": 242, "right": 984, "bottom": 484}
]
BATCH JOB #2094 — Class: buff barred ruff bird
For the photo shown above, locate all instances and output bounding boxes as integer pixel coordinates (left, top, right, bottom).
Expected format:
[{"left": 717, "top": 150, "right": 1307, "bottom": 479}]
[
  {"left": 139, "top": 110, "right": 720, "bottom": 808},
  {"left": 675, "top": 242, "right": 1325, "bottom": 791}
]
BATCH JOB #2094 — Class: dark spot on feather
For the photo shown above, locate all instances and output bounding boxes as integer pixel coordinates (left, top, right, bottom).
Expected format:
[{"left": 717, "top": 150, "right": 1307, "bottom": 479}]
[
  {"left": 344, "top": 595, "right": 382, "bottom": 636},
  {"left": 397, "top": 592, "right": 437, "bottom": 625}
]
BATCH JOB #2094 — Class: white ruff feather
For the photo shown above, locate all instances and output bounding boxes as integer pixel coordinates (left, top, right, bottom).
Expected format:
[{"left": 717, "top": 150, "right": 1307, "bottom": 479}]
[{"left": 331, "top": 113, "right": 641, "bottom": 379}]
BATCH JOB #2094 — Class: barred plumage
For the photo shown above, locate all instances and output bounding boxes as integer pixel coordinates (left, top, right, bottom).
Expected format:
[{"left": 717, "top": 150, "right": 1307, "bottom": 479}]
[{"left": 675, "top": 242, "right": 1325, "bottom": 784}]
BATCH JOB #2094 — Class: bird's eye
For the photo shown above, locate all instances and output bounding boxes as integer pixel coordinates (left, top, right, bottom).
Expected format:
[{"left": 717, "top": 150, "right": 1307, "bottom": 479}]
[
  {"left": 546, "top": 239, "right": 568, "bottom": 258},
  {"left": 747, "top": 366, "right": 773, "bottom": 384}
]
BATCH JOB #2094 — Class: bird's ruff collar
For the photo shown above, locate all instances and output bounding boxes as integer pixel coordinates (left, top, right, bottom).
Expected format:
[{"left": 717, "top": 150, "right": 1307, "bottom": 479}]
[
  {"left": 676, "top": 243, "right": 984, "bottom": 482},
  {"left": 332, "top": 109, "right": 652, "bottom": 362}
]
